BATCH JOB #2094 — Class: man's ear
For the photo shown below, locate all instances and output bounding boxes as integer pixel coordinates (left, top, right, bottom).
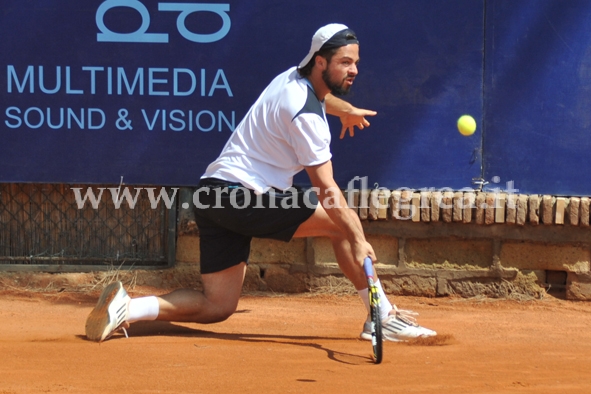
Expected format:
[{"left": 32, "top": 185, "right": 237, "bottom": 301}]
[{"left": 315, "top": 55, "right": 327, "bottom": 70}]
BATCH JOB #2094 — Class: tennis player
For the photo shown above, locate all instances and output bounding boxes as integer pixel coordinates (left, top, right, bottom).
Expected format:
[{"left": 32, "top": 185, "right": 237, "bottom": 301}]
[{"left": 86, "top": 23, "right": 436, "bottom": 343}]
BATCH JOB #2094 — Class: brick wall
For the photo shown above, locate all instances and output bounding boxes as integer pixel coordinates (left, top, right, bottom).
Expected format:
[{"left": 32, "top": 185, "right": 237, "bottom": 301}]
[{"left": 177, "top": 189, "right": 591, "bottom": 300}]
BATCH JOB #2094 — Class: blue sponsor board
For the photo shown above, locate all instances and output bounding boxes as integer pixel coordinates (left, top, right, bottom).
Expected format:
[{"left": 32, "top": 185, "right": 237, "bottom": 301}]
[
  {"left": 483, "top": 0, "right": 591, "bottom": 195},
  {"left": 1, "top": 1, "right": 483, "bottom": 190}
]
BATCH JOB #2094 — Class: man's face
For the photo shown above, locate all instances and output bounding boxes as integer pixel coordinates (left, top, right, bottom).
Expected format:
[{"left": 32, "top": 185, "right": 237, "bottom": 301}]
[{"left": 322, "top": 44, "right": 360, "bottom": 96}]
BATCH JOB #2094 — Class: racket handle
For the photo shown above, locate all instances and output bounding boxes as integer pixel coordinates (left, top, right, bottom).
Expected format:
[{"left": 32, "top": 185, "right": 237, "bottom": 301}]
[{"left": 363, "top": 257, "right": 373, "bottom": 278}]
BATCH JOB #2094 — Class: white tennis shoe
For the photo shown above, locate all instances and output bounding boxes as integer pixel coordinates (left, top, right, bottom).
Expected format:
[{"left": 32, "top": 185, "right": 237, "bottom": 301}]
[
  {"left": 360, "top": 306, "right": 437, "bottom": 342},
  {"left": 85, "top": 281, "right": 131, "bottom": 342}
]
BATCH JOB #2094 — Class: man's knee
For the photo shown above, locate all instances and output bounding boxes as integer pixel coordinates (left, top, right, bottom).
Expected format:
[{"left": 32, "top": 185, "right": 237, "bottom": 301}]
[
  {"left": 201, "top": 262, "right": 246, "bottom": 323},
  {"left": 207, "top": 303, "right": 238, "bottom": 323}
]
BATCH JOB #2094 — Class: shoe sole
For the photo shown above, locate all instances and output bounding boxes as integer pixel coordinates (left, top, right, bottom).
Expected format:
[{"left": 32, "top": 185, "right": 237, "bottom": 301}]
[
  {"left": 361, "top": 330, "right": 437, "bottom": 342},
  {"left": 85, "top": 282, "right": 122, "bottom": 342},
  {"left": 360, "top": 331, "right": 403, "bottom": 342}
]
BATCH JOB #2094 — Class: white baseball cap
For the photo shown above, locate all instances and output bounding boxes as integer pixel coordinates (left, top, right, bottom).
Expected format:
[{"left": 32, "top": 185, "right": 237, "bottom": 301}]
[{"left": 298, "top": 23, "right": 359, "bottom": 69}]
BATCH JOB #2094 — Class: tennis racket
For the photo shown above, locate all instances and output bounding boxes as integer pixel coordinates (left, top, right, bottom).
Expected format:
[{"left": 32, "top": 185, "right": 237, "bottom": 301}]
[{"left": 363, "top": 256, "right": 383, "bottom": 364}]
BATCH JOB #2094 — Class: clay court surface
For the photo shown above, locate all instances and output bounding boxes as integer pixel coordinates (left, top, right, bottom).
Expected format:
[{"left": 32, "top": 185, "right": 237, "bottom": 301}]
[{"left": 1, "top": 286, "right": 591, "bottom": 394}]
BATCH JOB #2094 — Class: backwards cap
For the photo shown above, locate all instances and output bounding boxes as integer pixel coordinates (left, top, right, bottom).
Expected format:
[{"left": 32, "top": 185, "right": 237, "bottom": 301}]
[{"left": 298, "top": 23, "right": 359, "bottom": 69}]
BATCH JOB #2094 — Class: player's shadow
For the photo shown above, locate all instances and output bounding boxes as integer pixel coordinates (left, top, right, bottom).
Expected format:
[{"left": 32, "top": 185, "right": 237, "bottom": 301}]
[{"left": 99, "top": 318, "right": 372, "bottom": 365}]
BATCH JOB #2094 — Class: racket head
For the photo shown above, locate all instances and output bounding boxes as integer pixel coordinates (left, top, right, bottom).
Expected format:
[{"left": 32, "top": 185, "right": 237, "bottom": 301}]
[
  {"left": 364, "top": 257, "right": 383, "bottom": 364},
  {"left": 368, "top": 280, "right": 383, "bottom": 364}
]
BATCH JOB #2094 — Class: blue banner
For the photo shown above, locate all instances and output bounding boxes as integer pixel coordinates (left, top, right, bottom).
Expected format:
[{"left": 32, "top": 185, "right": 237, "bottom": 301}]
[
  {"left": 483, "top": 0, "right": 591, "bottom": 195},
  {"left": 1, "top": 0, "right": 483, "bottom": 190}
]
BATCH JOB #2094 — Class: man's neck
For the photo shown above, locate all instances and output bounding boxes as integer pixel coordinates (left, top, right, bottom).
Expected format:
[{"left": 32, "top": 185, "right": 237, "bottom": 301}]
[{"left": 307, "top": 73, "right": 329, "bottom": 101}]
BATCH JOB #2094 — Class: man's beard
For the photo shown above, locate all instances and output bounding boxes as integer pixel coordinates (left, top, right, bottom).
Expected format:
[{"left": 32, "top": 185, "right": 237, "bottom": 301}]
[{"left": 322, "top": 68, "right": 351, "bottom": 96}]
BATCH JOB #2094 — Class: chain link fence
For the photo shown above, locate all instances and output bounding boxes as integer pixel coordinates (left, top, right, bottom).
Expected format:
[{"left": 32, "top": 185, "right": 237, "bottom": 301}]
[{"left": 0, "top": 184, "right": 176, "bottom": 270}]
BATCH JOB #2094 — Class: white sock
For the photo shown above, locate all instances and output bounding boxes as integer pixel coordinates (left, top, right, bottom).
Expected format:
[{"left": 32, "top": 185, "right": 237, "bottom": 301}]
[
  {"left": 358, "top": 288, "right": 371, "bottom": 313},
  {"left": 375, "top": 280, "right": 393, "bottom": 318},
  {"left": 127, "top": 296, "right": 160, "bottom": 323},
  {"left": 357, "top": 280, "right": 393, "bottom": 320}
]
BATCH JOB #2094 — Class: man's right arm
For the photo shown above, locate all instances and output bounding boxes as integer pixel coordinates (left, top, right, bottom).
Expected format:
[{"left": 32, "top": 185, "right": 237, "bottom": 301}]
[{"left": 305, "top": 160, "right": 375, "bottom": 265}]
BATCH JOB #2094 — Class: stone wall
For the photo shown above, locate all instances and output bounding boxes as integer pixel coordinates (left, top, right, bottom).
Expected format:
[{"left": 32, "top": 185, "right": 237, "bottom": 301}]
[{"left": 177, "top": 189, "right": 591, "bottom": 300}]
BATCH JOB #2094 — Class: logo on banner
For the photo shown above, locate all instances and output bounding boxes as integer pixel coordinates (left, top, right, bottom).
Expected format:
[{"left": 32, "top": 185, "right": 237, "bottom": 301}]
[
  {"left": 4, "top": 1, "right": 237, "bottom": 135},
  {"left": 96, "top": 0, "right": 231, "bottom": 43}
]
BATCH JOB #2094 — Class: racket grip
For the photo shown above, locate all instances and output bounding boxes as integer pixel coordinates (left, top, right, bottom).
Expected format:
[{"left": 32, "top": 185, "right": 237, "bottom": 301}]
[{"left": 363, "top": 257, "right": 373, "bottom": 278}]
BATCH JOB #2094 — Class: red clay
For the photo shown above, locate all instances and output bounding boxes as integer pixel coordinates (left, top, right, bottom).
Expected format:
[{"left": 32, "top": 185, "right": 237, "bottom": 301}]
[{"left": 1, "top": 287, "right": 591, "bottom": 393}]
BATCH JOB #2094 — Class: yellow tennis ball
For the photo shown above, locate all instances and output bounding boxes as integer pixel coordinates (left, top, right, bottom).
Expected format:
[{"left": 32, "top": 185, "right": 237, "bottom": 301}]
[{"left": 457, "top": 115, "right": 476, "bottom": 136}]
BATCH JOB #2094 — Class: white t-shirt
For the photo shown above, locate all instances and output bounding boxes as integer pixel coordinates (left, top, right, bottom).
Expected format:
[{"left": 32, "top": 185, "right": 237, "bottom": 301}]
[{"left": 202, "top": 67, "right": 332, "bottom": 193}]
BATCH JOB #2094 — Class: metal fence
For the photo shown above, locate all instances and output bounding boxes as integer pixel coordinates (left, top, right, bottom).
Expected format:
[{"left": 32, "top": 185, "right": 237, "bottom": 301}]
[{"left": 0, "top": 184, "right": 176, "bottom": 271}]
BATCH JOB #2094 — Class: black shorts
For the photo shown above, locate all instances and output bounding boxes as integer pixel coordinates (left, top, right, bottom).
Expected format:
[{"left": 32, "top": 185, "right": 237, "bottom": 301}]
[{"left": 194, "top": 178, "right": 318, "bottom": 274}]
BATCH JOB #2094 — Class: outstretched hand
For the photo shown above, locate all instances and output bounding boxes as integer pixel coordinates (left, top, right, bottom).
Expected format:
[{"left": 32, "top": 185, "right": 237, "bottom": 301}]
[{"left": 339, "top": 108, "right": 377, "bottom": 139}]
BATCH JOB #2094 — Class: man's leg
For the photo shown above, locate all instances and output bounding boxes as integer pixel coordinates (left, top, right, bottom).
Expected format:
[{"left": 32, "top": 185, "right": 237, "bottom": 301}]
[
  {"left": 293, "top": 201, "right": 437, "bottom": 341},
  {"left": 294, "top": 202, "right": 396, "bottom": 315},
  {"left": 85, "top": 262, "right": 247, "bottom": 342},
  {"left": 155, "top": 262, "right": 247, "bottom": 323},
  {"left": 293, "top": 203, "right": 368, "bottom": 290}
]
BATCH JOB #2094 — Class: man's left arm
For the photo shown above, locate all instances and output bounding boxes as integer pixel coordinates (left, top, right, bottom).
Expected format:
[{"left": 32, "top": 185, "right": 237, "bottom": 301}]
[{"left": 325, "top": 94, "right": 377, "bottom": 139}]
